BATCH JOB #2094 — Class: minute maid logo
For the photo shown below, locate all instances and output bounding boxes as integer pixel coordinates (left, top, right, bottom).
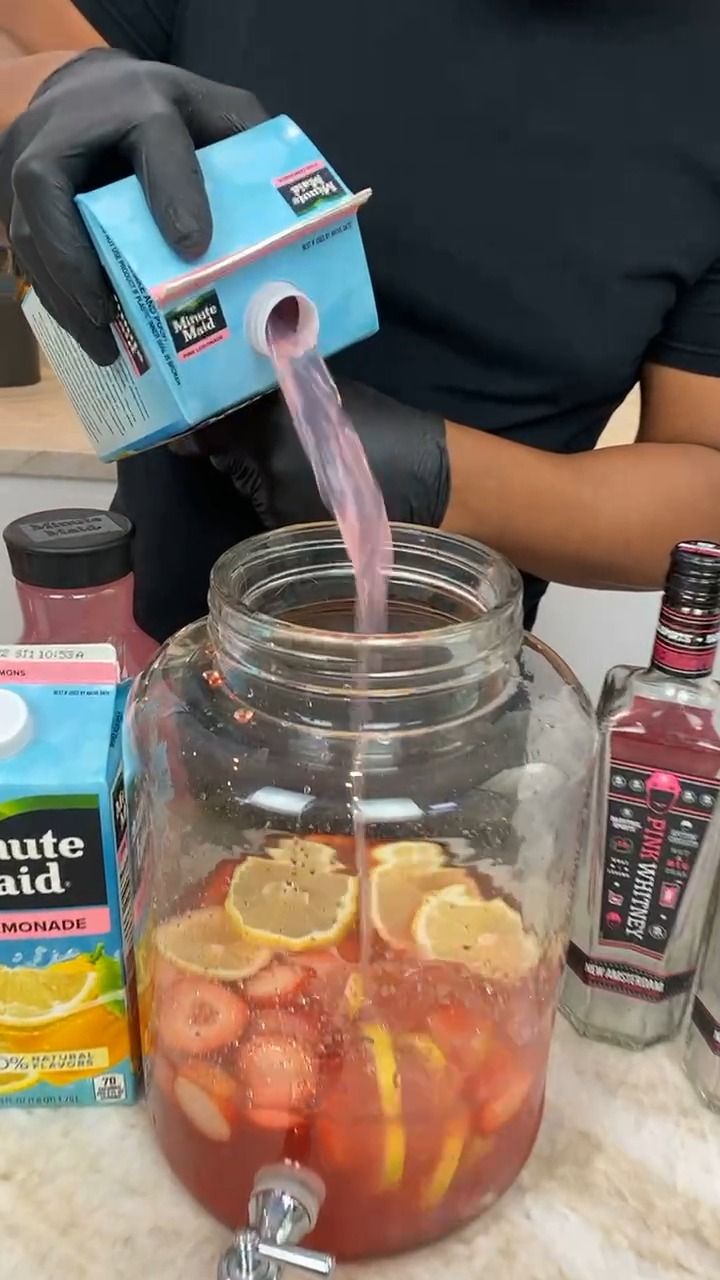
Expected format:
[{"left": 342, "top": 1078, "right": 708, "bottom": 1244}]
[
  {"left": 0, "top": 796, "right": 107, "bottom": 910},
  {"left": 0, "top": 829, "right": 84, "bottom": 896},
  {"left": 165, "top": 289, "right": 230, "bottom": 361},
  {"left": 274, "top": 161, "right": 346, "bottom": 218}
]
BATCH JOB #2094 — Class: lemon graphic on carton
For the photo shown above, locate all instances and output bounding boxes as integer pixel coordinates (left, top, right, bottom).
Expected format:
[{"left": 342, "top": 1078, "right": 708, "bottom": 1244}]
[
  {"left": 0, "top": 945, "right": 124, "bottom": 1029},
  {"left": 0, "top": 946, "right": 130, "bottom": 1090}
]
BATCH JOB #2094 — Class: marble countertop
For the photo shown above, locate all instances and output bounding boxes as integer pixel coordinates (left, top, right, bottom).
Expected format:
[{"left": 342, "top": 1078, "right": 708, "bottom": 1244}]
[
  {"left": 0, "top": 372, "right": 641, "bottom": 482},
  {"left": 1, "top": 1017, "right": 717, "bottom": 1280}
]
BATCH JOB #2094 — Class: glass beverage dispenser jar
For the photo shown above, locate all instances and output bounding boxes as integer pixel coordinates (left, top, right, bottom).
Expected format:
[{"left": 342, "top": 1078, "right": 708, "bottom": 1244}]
[{"left": 125, "top": 525, "right": 595, "bottom": 1266}]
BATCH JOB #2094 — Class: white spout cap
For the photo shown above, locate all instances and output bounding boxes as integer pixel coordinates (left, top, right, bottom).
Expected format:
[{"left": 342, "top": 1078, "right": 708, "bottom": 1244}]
[
  {"left": 246, "top": 282, "right": 320, "bottom": 357},
  {"left": 0, "top": 689, "right": 32, "bottom": 759}
]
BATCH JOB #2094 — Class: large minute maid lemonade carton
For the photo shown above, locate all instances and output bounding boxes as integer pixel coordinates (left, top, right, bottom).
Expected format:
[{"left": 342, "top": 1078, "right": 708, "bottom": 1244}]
[
  {"left": 0, "top": 644, "right": 139, "bottom": 1106},
  {"left": 22, "top": 116, "right": 378, "bottom": 462}
]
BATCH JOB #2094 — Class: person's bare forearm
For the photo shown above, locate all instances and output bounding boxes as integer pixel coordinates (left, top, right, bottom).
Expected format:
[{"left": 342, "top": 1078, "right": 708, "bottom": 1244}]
[
  {"left": 442, "top": 423, "right": 720, "bottom": 589},
  {"left": 0, "top": 30, "right": 23, "bottom": 58},
  {"left": 0, "top": 51, "right": 83, "bottom": 128},
  {"left": 0, "top": 2, "right": 104, "bottom": 129},
  {"left": 0, "top": 1, "right": 103, "bottom": 53}
]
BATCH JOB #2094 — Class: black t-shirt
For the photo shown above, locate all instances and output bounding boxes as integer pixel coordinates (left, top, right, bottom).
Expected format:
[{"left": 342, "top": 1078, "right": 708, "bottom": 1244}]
[{"left": 74, "top": 0, "right": 720, "bottom": 639}]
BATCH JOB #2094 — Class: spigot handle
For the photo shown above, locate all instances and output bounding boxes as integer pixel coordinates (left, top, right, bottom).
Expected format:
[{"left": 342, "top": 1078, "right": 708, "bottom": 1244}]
[
  {"left": 217, "top": 1165, "right": 335, "bottom": 1280},
  {"left": 256, "top": 1243, "right": 333, "bottom": 1276}
]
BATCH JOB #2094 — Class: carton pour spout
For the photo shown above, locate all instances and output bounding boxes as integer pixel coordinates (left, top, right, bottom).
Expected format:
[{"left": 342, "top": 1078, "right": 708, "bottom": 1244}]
[{"left": 245, "top": 284, "right": 320, "bottom": 357}]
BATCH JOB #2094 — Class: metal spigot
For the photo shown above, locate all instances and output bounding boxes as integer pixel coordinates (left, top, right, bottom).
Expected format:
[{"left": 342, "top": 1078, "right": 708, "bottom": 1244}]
[{"left": 217, "top": 1166, "right": 335, "bottom": 1280}]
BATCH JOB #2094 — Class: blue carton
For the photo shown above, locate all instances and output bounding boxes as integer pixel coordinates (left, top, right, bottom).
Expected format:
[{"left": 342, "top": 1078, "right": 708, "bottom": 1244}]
[
  {"left": 0, "top": 645, "right": 140, "bottom": 1106},
  {"left": 23, "top": 116, "right": 378, "bottom": 462}
]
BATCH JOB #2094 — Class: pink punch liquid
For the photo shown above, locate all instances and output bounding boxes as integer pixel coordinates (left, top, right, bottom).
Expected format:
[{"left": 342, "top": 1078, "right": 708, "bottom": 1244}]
[
  {"left": 14, "top": 576, "right": 157, "bottom": 680},
  {"left": 266, "top": 303, "right": 394, "bottom": 963},
  {"left": 266, "top": 308, "right": 392, "bottom": 635}
]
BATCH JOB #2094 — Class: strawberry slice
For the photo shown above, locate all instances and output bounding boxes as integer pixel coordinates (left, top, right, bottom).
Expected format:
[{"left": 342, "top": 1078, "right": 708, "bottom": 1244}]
[
  {"left": 477, "top": 1069, "right": 533, "bottom": 1134},
  {"left": 293, "top": 950, "right": 343, "bottom": 974},
  {"left": 428, "top": 1006, "right": 494, "bottom": 1073},
  {"left": 337, "top": 934, "right": 361, "bottom": 964},
  {"left": 174, "top": 1061, "right": 238, "bottom": 1142},
  {"left": 473, "top": 1046, "right": 534, "bottom": 1135},
  {"left": 244, "top": 962, "right": 308, "bottom": 1007},
  {"left": 250, "top": 1008, "right": 319, "bottom": 1042},
  {"left": 316, "top": 1110, "right": 396, "bottom": 1178},
  {"left": 305, "top": 834, "right": 356, "bottom": 865},
  {"left": 197, "top": 859, "right": 239, "bottom": 908},
  {"left": 250, "top": 1108, "right": 306, "bottom": 1131},
  {"left": 250, "top": 1007, "right": 348, "bottom": 1076},
  {"left": 236, "top": 1034, "right": 316, "bottom": 1124},
  {"left": 292, "top": 950, "right": 352, "bottom": 1012},
  {"left": 153, "top": 954, "right": 183, "bottom": 995},
  {"left": 159, "top": 978, "right": 249, "bottom": 1057},
  {"left": 181, "top": 1059, "right": 239, "bottom": 1112}
]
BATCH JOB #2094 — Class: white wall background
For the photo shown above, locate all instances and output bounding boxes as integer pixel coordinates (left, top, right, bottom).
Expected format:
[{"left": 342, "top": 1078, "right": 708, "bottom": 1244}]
[{"left": 536, "top": 584, "right": 661, "bottom": 704}]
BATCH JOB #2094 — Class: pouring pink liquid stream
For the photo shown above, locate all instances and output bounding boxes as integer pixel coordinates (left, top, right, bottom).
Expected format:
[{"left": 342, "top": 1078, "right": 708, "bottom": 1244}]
[
  {"left": 266, "top": 309, "right": 392, "bottom": 634},
  {"left": 266, "top": 305, "right": 393, "bottom": 963}
]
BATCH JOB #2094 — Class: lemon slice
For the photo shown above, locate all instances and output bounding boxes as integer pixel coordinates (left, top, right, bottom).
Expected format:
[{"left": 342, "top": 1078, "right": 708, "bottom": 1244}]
[
  {"left": 134, "top": 930, "right": 155, "bottom": 996},
  {"left": 420, "top": 1111, "right": 469, "bottom": 1209},
  {"left": 371, "top": 862, "right": 478, "bottom": 949},
  {"left": 156, "top": 907, "right": 272, "bottom": 981},
  {"left": 343, "top": 972, "right": 365, "bottom": 1018},
  {"left": 266, "top": 838, "right": 339, "bottom": 872},
  {"left": 226, "top": 858, "right": 358, "bottom": 952},
  {"left": 363, "top": 1023, "right": 405, "bottom": 1188},
  {"left": 397, "top": 1032, "right": 447, "bottom": 1076},
  {"left": 0, "top": 962, "right": 98, "bottom": 1028},
  {"left": 364, "top": 1023, "right": 402, "bottom": 1118},
  {"left": 0, "top": 1068, "right": 41, "bottom": 1094},
  {"left": 412, "top": 885, "right": 540, "bottom": 980},
  {"left": 373, "top": 840, "right": 446, "bottom": 869}
]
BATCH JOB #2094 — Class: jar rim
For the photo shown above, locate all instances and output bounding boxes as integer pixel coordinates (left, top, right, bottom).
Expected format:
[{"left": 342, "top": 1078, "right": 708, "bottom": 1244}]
[
  {"left": 208, "top": 524, "right": 524, "bottom": 704},
  {"left": 210, "top": 522, "right": 523, "bottom": 650}
]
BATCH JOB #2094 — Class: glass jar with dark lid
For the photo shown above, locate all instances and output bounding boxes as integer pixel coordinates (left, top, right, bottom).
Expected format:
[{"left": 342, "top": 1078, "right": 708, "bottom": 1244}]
[{"left": 3, "top": 507, "right": 156, "bottom": 679}]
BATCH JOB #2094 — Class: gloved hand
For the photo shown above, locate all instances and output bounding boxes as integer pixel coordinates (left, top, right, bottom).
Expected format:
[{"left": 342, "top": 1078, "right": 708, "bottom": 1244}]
[
  {"left": 207, "top": 378, "right": 451, "bottom": 529},
  {"left": 0, "top": 49, "right": 266, "bottom": 364}
]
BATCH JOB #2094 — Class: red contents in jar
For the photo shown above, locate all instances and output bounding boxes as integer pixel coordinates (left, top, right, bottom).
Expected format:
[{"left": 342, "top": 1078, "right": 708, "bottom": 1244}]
[{"left": 145, "top": 857, "right": 556, "bottom": 1260}]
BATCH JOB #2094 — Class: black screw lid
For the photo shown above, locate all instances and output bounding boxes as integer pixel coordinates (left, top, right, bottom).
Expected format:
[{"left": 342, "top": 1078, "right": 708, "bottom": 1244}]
[
  {"left": 665, "top": 541, "right": 720, "bottom": 609},
  {"left": 3, "top": 509, "right": 134, "bottom": 589}
]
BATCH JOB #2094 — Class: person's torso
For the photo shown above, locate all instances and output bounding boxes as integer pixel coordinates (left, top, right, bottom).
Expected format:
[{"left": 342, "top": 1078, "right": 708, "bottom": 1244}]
[{"left": 167, "top": 0, "right": 720, "bottom": 451}]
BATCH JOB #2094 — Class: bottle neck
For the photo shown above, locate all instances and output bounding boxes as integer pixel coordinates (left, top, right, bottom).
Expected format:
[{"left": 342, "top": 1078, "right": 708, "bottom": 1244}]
[{"left": 650, "top": 590, "right": 720, "bottom": 680}]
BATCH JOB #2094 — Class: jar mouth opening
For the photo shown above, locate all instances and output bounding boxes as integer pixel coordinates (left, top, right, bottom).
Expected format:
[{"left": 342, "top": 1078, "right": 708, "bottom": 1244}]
[{"left": 209, "top": 523, "right": 523, "bottom": 653}]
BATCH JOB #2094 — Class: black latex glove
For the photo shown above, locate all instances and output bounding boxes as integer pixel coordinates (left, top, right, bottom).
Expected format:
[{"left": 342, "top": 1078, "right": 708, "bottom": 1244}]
[
  {"left": 0, "top": 49, "right": 266, "bottom": 364},
  {"left": 206, "top": 379, "right": 451, "bottom": 529}
]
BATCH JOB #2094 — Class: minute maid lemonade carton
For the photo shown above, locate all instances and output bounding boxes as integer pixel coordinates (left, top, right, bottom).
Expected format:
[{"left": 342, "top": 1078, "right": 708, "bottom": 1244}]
[
  {"left": 22, "top": 115, "right": 377, "bottom": 462},
  {"left": 0, "top": 644, "right": 139, "bottom": 1106}
]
